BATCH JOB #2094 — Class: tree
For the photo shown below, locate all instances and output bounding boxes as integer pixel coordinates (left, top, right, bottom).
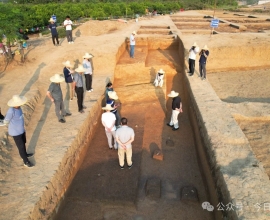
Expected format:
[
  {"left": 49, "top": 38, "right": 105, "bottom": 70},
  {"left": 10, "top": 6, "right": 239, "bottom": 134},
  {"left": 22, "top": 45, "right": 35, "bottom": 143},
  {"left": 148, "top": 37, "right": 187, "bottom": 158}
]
[{"left": 0, "top": 4, "right": 22, "bottom": 60}]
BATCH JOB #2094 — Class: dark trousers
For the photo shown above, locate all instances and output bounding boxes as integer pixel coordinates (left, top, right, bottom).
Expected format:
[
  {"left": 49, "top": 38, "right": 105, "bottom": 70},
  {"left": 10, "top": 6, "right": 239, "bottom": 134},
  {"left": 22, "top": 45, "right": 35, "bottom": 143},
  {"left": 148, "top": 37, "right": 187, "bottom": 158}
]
[
  {"left": 85, "top": 74, "right": 92, "bottom": 91},
  {"left": 52, "top": 34, "right": 59, "bottom": 45},
  {"left": 75, "top": 87, "right": 84, "bottom": 111},
  {"left": 199, "top": 63, "right": 207, "bottom": 79},
  {"left": 66, "top": 30, "right": 73, "bottom": 42},
  {"left": 113, "top": 111, "right": 121, "bottom": 127},
  {"left": 188, "top": 58, "right": 195, "bottom": 74},
  {"left": 13, "top": 132, "right": 29, "bottom": 164}
]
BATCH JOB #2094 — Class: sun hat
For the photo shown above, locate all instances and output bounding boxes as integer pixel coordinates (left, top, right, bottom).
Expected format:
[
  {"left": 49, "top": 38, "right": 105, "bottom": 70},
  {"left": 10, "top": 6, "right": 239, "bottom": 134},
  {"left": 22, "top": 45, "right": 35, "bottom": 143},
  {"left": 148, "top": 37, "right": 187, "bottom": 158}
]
[
  {"left": 108, "top": 91, "right": 118, "bottom": 100},
  {"left": 102, "top": 104, "right": 115, "bottom": 111},
  {"left": 7, "top": 95, "right": 27, "bottom": 107},
  {"left": 83, "top": 53, "right": 93, "bottom": 59},
  {"left": 193, "top": 42, "right": 197, "bottom": 47},
  {"left": 203, "top": 45, "right": 209, "bottom": 50},
  {"left": 49, "top": 18, "right": 55, "bottom": 23},
  {"left": 132, "top": 31, "right": 137, "bottom": 35},
  {"left": 75, "top": 64, "right": 86, "bottom": 73},
  {"left": 167, "top": 91, "right": 179, "bottom": 98},
  {"left": 158, "top": 69, "right": 165, "bottom": 74},
  {"left": 62, "top": 60, "right": 73, "bottom": 68},
  {"left": 50, "top": 74, "right": 65, "bottom": 83}
]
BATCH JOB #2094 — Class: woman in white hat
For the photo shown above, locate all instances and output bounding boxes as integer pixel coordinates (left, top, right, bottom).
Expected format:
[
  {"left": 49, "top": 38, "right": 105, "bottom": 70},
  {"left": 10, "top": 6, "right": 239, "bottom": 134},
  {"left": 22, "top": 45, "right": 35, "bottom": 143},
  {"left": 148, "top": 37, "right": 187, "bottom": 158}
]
[
  {"left": 63, "top": 60, "right": 75, "bottom": 101},
  {"left": 130, "top": 31, "right": 137, "bottom": 58},
  {"left": 47, "top": 74, "right": 72, "bottom": 123},
  {"left": 4, "top": 95, "right": 34, "bottom": 167},
  {"left": 48, "top": 17, "right": 59, "bottom": 46},
  {"left": 153, "top": 69, "right": 165, "bottom": 87},
  {"left": 101, "top": 104, "right": 118, "bottom": 150},
  {"left": 199, "top": 45, "right": 209, "bottom": 80},
  {"left": 73, "top": 64, "right": 87, "bottom": 113},
  {"left": 82, "top": 53, "right": 94, "bottom": 92},
  {"left": 167, "top": 91, "right": 183, "bottom": 131},
  {"left": 188, "top": 42, "right": 199, "bottom": 76},
  {"left": 107, "top": 91, "right": 121, "bottom": 127}
]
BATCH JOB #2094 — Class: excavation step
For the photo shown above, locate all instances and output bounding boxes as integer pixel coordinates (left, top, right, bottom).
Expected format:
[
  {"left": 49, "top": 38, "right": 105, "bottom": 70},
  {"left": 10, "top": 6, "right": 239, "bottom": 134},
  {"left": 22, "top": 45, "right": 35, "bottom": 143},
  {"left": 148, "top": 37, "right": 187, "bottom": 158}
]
[{"left": 145, "top": 178, "right": 161, "bottom": 199}]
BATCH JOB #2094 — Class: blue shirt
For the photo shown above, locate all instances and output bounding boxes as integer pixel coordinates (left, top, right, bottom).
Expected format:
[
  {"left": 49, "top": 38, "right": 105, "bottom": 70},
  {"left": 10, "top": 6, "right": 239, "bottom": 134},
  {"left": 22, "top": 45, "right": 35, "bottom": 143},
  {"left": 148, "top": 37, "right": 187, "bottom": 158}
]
[
  {"left": 63, "top": 67, "right": 73, "bottom": 83},
  {"left": 49, "top": 23, "right": 58, "bottom": 36},
  {"left": 106, "top": 98, "right": 117, "bottom": 113},
  {"left": 73, "top": 73, "right": 84, "bottom": 87},
  {"left": 4, "top": 107, "right": 25, "bottom": 136},
  {"left": 199, "top": 50, "right": 209, "bottom": 64}
]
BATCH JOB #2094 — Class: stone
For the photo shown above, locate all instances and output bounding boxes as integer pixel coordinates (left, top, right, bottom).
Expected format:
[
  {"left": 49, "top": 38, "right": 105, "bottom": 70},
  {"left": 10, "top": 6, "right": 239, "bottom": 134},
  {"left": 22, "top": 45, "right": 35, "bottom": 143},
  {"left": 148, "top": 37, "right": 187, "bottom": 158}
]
[
  {"left": 153, "top": 150, "right": 163, "bottom": 161},
  {"left": 181, "top": 186, "right": 198, "bottom": 202}
]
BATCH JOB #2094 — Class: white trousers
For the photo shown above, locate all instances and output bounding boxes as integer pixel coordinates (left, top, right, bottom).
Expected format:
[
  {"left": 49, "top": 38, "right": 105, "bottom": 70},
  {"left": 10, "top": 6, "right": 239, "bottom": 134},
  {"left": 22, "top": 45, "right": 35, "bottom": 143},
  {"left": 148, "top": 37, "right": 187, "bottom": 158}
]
[
  {"left": 169, "top": 110, "right": 180, "bottom": 128},
  {"left": 105, "top": 130, "right": 117, "bottom": 149},
  {"left": 153, "top": 74, "right": 164, "bottom": 87},
  {"left": 118, "top": 147, "right": 132, "bottom": 167}
]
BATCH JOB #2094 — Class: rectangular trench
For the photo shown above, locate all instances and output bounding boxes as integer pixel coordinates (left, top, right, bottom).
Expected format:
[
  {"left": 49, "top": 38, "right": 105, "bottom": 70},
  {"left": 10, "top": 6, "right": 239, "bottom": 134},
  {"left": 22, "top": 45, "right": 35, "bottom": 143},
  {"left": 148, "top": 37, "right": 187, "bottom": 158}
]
[{"left": 51, "top": 38, "right": 223, "bottom": 220}]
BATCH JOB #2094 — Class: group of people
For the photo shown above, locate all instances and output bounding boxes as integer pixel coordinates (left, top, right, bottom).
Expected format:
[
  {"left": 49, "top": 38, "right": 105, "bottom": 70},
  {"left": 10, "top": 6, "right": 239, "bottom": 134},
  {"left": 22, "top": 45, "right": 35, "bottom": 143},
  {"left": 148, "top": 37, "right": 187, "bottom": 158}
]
[
  {"left": 102, "top": 83, "right": 135, "bottom": 169},
  {"left": 188, "top": 42, "right": 210, "bottom": 80},
  {"left": 48, "top": 15, "right": 74, "bottom": 46}
]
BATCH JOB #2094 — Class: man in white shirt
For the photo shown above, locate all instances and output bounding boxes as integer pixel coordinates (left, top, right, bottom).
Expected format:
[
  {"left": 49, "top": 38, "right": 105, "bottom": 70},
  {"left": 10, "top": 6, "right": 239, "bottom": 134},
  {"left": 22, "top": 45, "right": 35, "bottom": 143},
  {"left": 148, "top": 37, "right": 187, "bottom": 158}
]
[
  {"left": 64, "top": 16, "right": 74, "bottom": 44},
  {"left": 102, "top": 104, "right": 118, "bottom": 150},
  {"left": 129, "top": 31, "right": 136, "bottom": 58},
  {"left": 188, "top": 42, "right": 199, "bottom": 76},
  {"left": 116, "top": 117, "right": 135, "bottom": 169},
  {"left": 82, "top": 52, "right": 94, "bottom": 92}
]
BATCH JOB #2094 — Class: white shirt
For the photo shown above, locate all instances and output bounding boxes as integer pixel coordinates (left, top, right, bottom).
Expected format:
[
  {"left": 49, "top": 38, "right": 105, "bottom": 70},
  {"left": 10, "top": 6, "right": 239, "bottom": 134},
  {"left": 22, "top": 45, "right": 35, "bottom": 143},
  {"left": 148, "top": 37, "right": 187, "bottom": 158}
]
[
  {"left": 189, "top": 46, "right": 199, "bottom": 60},
  {"left": 64, "top": 20, "right": 73, "bottom": 31},
  {"left": 101, "top": 112, "right": 116, "bottom": 131},
  {"left": 130, "top": 34, "right": 135, "bottom": 46},
  {"left": 82, "top": 59, "right": 93, "bottom": 75}
]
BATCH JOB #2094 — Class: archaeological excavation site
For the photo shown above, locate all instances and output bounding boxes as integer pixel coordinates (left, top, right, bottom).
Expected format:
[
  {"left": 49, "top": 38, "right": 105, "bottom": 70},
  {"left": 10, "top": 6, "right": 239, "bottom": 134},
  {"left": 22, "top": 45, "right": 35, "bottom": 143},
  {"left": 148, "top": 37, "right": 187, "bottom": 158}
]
[{"left": 0, "top": 10, "right": 270, "bottom": 220}]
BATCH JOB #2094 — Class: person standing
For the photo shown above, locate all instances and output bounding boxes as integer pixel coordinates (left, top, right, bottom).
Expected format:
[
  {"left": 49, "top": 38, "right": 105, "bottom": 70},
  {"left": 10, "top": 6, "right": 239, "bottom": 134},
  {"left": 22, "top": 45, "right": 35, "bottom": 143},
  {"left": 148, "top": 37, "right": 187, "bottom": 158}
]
[
  {"left": 73, "top": 64, "right": 86, "bottom": 113},
  {"left": 64, "top": 16, "right": 74, "bottom": 44},
  {"left": 63, "top": 60, "right": 74, "bottom": 101},
  {"left": 153, "top": 69, "right": 165, "bottom": 87},
  {"left": 101, "top": 104, "right": 118, "bottom": 150},
  {"left": 48, "top": 18, "right": 59, "bottom": 46},
  {"left": 115, "top": 117, "right": 135, "bottom": 169},
  {"left": 167, "top": 91, "right": 183, "bottom": 131},
  {"left": 105, "top": 82, "right": 114, "bottom": 104},
  {"left": 129, "top": 31, "right": 136, "bottom": 58},
  {"left": 107, "top": 91, "right": 121, "bottom": 127},
  {"left": 4, "top": 95, "right": 34, "bottom": 167},
  {"left": 199, "top": 45, "right": 209, "bottom": 80},
  {"left": 188, "top": 42, "right": 199, "bottom": 76},
  {"left": 47, "top": 74, "right": 72, "bottom": 123},
  {"left": 82, "top": 52, "right": 94, "bottom": 92}
]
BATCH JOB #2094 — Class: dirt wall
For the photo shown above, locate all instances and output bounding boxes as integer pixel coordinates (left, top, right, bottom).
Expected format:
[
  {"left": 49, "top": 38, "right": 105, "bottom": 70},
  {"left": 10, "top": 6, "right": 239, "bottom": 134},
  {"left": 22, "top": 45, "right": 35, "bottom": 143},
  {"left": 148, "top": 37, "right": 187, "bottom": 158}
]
[
  {"left": 180, "top": 35, "right": 270, "bottom": 219},
  {"left": 29, "top": 96, "right": 102, "bottom": 220},
  {"left": 207, "top": 44, "right": 270, "bottom": 72}
]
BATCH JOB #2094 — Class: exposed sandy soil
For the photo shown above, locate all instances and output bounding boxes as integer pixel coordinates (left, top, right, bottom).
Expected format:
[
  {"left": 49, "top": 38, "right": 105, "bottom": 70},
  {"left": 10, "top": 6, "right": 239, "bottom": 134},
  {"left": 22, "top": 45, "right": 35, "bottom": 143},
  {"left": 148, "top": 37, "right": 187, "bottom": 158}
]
[
  {"left": 1, "top": 9, "right": 270, "bottom": 220},
  {"left": 208, "top": 69, "right": 270, "bottom": 178}
]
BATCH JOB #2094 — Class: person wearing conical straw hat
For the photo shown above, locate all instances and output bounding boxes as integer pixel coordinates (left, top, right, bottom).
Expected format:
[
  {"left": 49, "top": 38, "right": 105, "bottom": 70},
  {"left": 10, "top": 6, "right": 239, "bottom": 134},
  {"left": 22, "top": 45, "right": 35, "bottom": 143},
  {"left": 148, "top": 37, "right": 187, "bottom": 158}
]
[
  {"left": 3, "top": 95, "right": 34, "bottom": 167},
  {"left": 130, "top": 31, "right": 137, "bottom": 58},
  {"left": 153, "top": 68, "right": 165, "bottom": 87},
  {"left": 63, "top": 60, "right": 75, "bottom": 101},
  {"left": 107, "top": 91, "right": 121, "bottom": 127},
  {"left": 47, "top": 74, "right": 72, "bottom": 123},
  {"left": 82, "top": 52, "right": 94, "bottom": 92},
  {"left": 167, "top": 91, "right": 183, "bottom": 131},
  {"left": 188, "top": 42, "right": 199, "bottom": 76},
  {"left": 199, "top": 45, "right": 209, "bottom": 80},
  {"left": 73, "top": 64, "right": 87, "bottom": 113},
  {"left": 101, "top": 104, "right": 118, "bottom": 150},
  {"left": 48, "top": 17, "right": 59, "bottom": 46}
]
